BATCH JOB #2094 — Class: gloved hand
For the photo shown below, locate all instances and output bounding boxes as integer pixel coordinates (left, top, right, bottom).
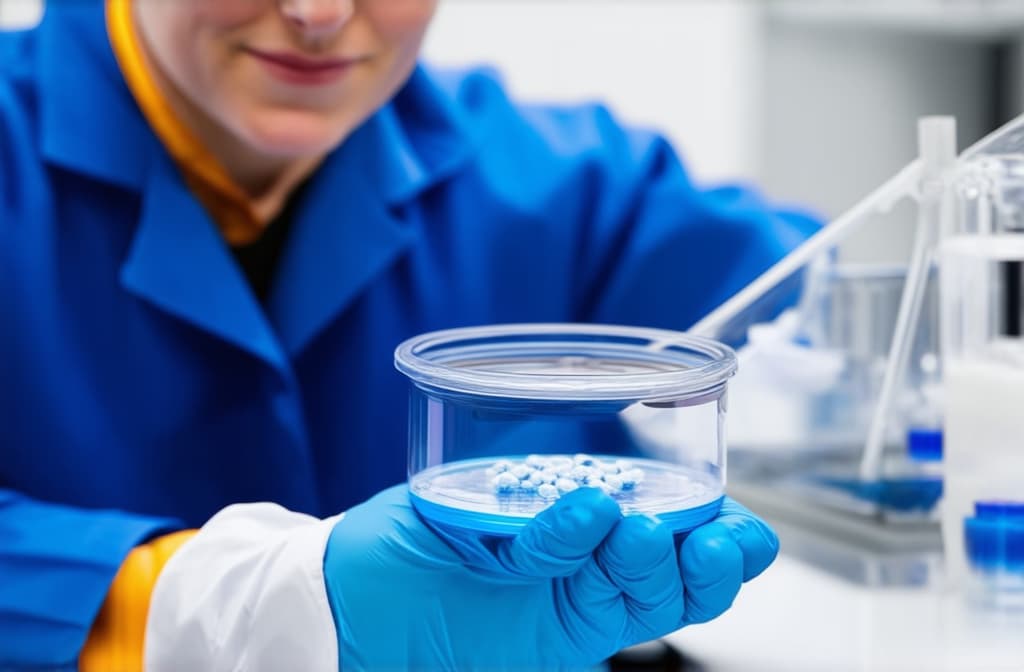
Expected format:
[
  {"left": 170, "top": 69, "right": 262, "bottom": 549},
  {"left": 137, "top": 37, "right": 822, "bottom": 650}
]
[{"left": 323, "top": 485, "right": 778, "bottom": 671}]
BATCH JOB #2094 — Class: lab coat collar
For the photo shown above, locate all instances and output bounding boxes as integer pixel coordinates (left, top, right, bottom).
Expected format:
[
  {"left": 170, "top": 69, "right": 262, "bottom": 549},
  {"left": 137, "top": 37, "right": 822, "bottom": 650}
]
[
  {"left": 38, "top": 1, "right": 157, "bottom": 191},
  {"left": 268, "top": 114, "right": 415, "bottom": 356},
  {"left": 373, "top": 65, "right": 478, "bottom": 205},
  {"left": 35, "top": 1, "right": 476, "bottom": 367},
  {"left": 267, "top": 68, "right": 479, "bottom": 355},
  {"left": 121, "top": 153, "right": 289, "bottom": 373}
]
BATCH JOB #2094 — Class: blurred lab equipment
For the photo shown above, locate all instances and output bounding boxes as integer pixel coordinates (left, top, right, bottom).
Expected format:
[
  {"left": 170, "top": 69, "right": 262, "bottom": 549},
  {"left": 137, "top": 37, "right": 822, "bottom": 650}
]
[
  {"left": 688, "top": 112, "right": 1024, "bottom": 604},
  {"left": 940, "top": 234, "right": 1024, "bottom": 601},
  {"left": 962, "top": 501, "right": 1024, "bottom": 611},
  {"left": 692, "top": 119, "right": 954, "bottom": 541},
  {"left": 394, "top": 324, "right": 736, "bottom": 534},
  {"left": 940, "top": 153, "right": 1024, "bottom": 608}
]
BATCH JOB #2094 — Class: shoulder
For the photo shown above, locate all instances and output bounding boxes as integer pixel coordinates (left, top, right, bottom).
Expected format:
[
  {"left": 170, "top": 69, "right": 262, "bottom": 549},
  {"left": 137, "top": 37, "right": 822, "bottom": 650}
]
[
  {"left": 0, "top": 28, "right": 47, "bottom": 230},
  {"left": 435, "top": 64, "right": 663, "bottom": 153},
  {"left": 418, "top": 64, "right": 679, "bottom": 191},
  {"left": 0, "top": 19, "right": 41, "bottom": 97},
  {"left": 0, "top": 23, "right": 43, "bottom": 148}
]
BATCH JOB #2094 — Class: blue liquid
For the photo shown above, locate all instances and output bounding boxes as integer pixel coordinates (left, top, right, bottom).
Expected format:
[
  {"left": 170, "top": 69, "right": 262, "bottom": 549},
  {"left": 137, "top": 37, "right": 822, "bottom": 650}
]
[{"left": 410, "top": 455, "right": 723, "bottom": 535}]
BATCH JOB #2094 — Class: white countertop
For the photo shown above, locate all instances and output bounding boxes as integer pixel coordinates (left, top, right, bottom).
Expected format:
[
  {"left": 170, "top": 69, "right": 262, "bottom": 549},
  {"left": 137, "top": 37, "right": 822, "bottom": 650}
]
[{"left": 666, "top": 554, "right": 1024, "bottom": 672}]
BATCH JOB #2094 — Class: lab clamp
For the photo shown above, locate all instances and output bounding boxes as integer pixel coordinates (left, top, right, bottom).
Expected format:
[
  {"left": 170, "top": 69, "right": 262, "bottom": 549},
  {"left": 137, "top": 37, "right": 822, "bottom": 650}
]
[{"left": 688, "top": 115, "right": 1024, "bottom": 591}]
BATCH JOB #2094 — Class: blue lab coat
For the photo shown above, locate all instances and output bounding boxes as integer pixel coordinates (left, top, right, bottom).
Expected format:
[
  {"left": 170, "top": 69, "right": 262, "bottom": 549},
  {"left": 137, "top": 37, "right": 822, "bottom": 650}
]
[{"left": 0, "top": 2, "right": 819, "bottom": 667}]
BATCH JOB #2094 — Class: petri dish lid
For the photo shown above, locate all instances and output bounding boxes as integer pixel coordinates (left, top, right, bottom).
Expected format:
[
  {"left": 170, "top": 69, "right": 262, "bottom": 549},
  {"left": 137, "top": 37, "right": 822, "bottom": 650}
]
[{"left": 394, "top": 323, "right": 737, "bottom": 402}]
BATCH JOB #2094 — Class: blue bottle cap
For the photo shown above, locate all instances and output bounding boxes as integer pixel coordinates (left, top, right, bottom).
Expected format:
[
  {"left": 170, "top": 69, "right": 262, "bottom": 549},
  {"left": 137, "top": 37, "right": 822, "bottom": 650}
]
[
  {"left": 975, "top": 501, "right": 1024, "bottom": 520},
  {"left": 964, "top": 500, "right": 1024, "bottom": 573},
  {"left": 907, "top": 427, "right": 943, "bottom": 461}
]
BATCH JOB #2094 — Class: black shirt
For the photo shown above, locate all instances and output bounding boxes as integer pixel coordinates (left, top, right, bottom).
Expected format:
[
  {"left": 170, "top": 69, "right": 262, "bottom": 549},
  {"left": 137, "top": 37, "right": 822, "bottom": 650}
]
[{"left": 231, "top": 186, "right": 305, "bottom": 303}]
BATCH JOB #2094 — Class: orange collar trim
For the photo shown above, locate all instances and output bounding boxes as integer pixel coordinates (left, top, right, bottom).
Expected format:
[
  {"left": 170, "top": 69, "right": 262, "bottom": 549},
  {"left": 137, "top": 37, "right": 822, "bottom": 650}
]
[{"left": 106, "top": 0, "right": 262, "bottom": 244}]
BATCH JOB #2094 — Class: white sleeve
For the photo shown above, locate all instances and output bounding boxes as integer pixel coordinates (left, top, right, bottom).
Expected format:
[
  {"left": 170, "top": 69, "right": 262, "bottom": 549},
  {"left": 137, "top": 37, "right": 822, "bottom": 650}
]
[{"left": 144, "top": 504, "right": 343, "bottom": 672}]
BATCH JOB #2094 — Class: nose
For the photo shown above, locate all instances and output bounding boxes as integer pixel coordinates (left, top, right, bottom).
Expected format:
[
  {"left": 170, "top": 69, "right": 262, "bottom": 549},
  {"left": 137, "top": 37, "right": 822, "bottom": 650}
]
[{"left": 279, "top": 0, "right": 355, "bottom": 39}]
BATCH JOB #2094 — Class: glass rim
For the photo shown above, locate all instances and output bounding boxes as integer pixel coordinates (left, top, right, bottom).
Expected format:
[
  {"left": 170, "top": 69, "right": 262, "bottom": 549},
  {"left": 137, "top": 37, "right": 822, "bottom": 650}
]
[
  {"left": 942, "top": 233, "right": 1024, "bottom": 261},
  {"left": 393, "top": 323, "right": 737, "bottom": 401}
]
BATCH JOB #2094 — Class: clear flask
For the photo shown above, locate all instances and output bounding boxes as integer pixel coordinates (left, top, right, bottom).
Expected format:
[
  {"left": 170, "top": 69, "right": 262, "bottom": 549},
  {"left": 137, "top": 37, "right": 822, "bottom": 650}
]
[{"left": 940, "top": 234, "right": 1024, "bottom": 588}]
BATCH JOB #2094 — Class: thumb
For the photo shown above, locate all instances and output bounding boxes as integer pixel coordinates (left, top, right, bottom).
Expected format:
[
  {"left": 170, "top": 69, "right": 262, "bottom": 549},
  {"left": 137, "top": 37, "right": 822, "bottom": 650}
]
[{"left": 496, "top": 487, "right": 621, "bottom": 578}]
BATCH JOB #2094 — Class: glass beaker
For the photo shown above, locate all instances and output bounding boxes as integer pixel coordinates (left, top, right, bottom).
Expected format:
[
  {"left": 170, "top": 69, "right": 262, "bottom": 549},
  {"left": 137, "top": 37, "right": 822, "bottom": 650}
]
[
  {"left": 394, "top": 324, "right": 736, "bottom": 535},
  {"left": 941, "top": 234, "right": 1024, "bottom": 590}
]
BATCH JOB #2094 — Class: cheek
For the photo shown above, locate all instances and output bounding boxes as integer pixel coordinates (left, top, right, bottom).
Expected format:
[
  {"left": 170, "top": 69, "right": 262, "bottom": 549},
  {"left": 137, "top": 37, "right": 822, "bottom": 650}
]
[
  {"left": 176, "top": 3, "right": 269, "bottom": 92},
  {"left": 150, "top": 0, "right": 265, "bottom": 80},
  {"left": 368, "top": 0, "right": 438, "bottom": 50},
  {"left": 192, "top": 0, "right": 272, "bottom": 28}
]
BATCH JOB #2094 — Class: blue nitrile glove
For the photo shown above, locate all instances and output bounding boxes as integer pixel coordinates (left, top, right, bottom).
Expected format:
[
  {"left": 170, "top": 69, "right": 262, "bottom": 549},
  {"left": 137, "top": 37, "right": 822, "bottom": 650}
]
[{"left": 324, "top": 485, "right": 778, "bottom": 671}]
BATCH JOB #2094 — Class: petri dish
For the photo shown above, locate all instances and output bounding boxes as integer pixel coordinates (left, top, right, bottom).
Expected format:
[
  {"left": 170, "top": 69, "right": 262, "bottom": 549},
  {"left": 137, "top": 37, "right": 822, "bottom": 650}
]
[{"left": 395, "top": 323, "right": 737, "bottom": 535}]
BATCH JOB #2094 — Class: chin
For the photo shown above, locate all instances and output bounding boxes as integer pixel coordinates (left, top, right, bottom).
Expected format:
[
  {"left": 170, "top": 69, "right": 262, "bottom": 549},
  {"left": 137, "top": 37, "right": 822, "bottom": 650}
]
[{"left": 236, "top": 110, "right": 355, "bottom": 159}]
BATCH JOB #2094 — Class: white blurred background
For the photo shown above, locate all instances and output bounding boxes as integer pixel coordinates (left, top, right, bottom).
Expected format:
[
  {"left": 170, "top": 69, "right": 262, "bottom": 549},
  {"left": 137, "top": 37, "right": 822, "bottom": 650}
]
[{"left": 5, "top": 0, "right": 1024, "bottom": 259}]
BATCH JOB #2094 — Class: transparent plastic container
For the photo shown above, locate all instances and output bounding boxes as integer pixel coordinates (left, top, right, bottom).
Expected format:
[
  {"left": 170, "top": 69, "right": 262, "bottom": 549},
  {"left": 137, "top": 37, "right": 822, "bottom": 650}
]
[{"left": 394, "top": 324, "right": 736, "bottom": 535}]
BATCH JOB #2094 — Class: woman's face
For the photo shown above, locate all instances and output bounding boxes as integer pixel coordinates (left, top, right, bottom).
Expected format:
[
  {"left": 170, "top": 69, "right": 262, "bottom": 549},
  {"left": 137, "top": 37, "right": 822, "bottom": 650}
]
[{"left": 134, "top": 0, "right": 438, "bottom": 159}]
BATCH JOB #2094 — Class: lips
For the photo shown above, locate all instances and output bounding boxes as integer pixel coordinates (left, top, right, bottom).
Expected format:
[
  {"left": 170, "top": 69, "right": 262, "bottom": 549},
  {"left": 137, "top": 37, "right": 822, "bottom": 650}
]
[{"left": 246, "top": 48, "right": 359, "bottom": 85}]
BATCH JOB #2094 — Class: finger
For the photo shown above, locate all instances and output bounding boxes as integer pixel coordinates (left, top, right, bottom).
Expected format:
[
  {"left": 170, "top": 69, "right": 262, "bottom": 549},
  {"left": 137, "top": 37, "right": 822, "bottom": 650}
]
[
  {"left": 679, "top": 522, "right": 743, "bottom": 625},
  {"left": 597, "top": 515, "right": 684, "bottom": 639},
  {"left": 713, "top": 497, "right": 780, "bottom": 581},
  {"left": 497, "top": 487, "right": 621, "bottom": 578}
]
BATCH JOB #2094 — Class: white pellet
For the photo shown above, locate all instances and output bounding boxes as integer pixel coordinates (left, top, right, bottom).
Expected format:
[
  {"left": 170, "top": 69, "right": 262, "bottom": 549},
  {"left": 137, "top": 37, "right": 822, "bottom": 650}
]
[
  {"left": 602, "top": 474, "right": 623, "bottom": 491},
  {"left": 573, "top": 453, "right": 595, "bottom": 466},
  {"left": 511, "top": 464, "right": 532, "bottom": 480},
  {"left": 536, "top": 469, "right": 557, "bottom": 484},
  {"left": 614, "top": 459, "right": 634, "bottom": 472},
  {"left": 556, "top": 478, "right": 579, "bottom": 494},
  {"left": 492, "top": 460, "right": 512, "bottom": 473},
  {"left": 547, "top": 457, "right": 573, "bottom": 472},
  {"left": 597, "top": 461, "right": 620, "bottom": 474},
  {"left": 620, "top": 468, "right": 644, "bottom": 490},
  {"left": 525, "top": 454, "right": 548, "bottom": 468},
  {"left": 537, "top": 483, "right": 559, "bottom": 499},
  {"left": 494, "top": 472, "right": 519, "bottom": 493},
  {"left": 569, "top": 465, "right": 593, "bottom": 482}
]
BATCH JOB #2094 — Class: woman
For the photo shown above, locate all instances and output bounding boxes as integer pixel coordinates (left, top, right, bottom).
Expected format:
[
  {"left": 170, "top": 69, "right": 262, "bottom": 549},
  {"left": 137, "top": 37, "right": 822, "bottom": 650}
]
[{"left": 0, "top": 1, "right": 818, "bottom": 670}]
